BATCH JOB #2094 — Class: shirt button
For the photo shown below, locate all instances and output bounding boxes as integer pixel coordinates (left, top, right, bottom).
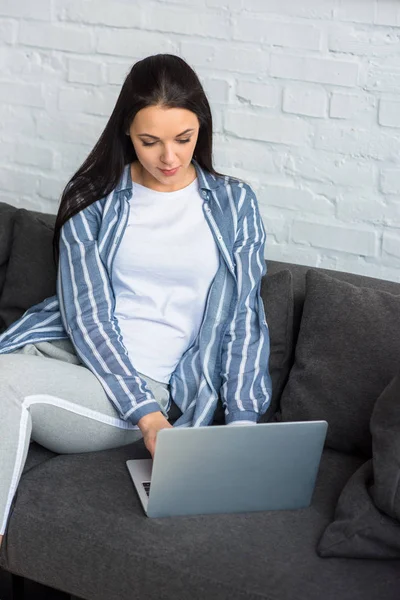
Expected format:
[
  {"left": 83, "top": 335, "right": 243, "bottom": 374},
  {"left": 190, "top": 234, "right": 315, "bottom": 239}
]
[{"left": 202, "top": 191, "right": 208, "bottom": 197}]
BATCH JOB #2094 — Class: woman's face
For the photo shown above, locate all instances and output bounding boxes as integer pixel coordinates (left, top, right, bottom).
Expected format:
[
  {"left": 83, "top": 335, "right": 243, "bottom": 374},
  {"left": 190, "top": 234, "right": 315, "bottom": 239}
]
[{"left": 127, "top": 105, "right": 200, "bottom": 191}]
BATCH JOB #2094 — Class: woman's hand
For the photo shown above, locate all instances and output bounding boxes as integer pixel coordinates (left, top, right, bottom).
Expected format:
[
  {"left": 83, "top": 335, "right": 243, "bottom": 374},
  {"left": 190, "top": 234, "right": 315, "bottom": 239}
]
[{"left": 137, "top": 411, "right": 173, "bottom": 459}]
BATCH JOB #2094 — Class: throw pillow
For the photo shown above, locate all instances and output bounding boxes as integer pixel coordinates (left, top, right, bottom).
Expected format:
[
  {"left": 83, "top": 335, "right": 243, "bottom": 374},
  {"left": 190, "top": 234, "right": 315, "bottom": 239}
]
[
  {"left": 259, "top": 269, "right": 294, "bottom": 422},
  {"left": 278, "top": 269, "right": 400, "bottom": 457},
  {"left": 317, "top": 373, "right": 400, "bottom": 559},
  {"left": 370, "top": 373, "right": 400, "bottom": 521},
  {"left": 213, "top": 268, "right": 294, "bottom": 424},
  {"left": 0, "top": 203, "right": 18, "bottom": 332},
  {"left": 0, "top": 209, "right": 57, "bottom": 329}
]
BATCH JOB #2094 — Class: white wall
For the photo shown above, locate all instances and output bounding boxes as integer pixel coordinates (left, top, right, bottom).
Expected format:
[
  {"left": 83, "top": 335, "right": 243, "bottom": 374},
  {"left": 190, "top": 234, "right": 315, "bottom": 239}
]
[{"left": 1, "top": 0, "right": 400, "bottom": 281}]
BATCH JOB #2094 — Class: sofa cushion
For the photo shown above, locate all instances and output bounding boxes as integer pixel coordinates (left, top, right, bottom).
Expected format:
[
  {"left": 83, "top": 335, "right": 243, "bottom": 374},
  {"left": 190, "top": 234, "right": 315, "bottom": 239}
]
[
  {"left": 317, "top": 373, "right": 400, "bottom": 558},
  {"left": 0, "top": 209, "right": 57, "bottom": 330},
  {"left": 278, "top": 269, "right": 400, "bottom": 457},
  {"left": 212, "top": 269, "right": 293, "bottom": 424},
  {"left": 2, "top": 446, "right": 400, "bottom": 600}
]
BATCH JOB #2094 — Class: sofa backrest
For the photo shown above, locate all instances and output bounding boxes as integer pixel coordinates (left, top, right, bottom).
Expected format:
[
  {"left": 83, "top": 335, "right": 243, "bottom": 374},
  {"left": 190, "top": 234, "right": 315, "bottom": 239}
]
[
  {"left": 2, "top": 201, "right": 400, "bottom": 419},
  {"left": 267, "top": 259, "right": 400, "bottom": 354}
]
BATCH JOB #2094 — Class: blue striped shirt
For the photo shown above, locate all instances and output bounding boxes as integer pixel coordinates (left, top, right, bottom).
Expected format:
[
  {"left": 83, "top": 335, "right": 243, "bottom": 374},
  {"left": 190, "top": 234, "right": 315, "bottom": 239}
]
[{"left": 0, "top": 159, "right": 272, "bottom": 428}]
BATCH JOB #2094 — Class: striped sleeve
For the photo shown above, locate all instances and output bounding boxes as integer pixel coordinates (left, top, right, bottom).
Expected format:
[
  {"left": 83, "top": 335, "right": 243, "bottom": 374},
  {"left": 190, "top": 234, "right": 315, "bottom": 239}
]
[
  {"left": 220, "top": 183, "right": 272, "bottom": 425},
  {"left": 57, "top": 202, "right": 163, "bottom": 425}
]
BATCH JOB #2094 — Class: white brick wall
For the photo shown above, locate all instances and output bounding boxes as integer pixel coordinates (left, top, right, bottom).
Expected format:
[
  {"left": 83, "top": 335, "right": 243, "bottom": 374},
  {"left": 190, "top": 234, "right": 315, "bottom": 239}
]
[{"left": 1, "top": 0, "right": 400, "bottom": 282}]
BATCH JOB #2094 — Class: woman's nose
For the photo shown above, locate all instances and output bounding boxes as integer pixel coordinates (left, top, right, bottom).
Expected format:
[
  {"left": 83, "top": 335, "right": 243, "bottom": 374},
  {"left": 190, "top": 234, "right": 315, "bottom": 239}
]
[{"left": 161, "top": 145, "right": 176, "bottom": 164}]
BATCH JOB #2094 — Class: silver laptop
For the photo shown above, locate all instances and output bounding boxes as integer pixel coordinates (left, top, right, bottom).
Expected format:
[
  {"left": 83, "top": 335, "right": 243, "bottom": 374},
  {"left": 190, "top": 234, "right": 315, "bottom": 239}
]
[{"left": 126, "top": 420, "right": 328, "bottom": 518}]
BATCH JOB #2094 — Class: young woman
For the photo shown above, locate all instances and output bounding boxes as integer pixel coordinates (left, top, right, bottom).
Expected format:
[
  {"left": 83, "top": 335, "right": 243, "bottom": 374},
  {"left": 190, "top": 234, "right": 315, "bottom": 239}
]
[{"left": 0, "top": 53, "right": 272, "bottom": 548}]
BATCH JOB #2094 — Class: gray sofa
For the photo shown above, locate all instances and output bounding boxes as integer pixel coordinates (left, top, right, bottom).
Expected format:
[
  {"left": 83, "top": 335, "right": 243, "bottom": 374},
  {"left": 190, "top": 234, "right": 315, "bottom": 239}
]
[{"left": 0, "top": 201, "right": 399, "bottom": 600}]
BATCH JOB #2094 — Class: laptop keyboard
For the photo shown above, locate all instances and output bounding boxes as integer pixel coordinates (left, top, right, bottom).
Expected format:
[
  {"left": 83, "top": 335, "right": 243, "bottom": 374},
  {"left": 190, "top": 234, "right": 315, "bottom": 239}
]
[{"left": 142, "top": 482, "right": 151, "bottom": 496}]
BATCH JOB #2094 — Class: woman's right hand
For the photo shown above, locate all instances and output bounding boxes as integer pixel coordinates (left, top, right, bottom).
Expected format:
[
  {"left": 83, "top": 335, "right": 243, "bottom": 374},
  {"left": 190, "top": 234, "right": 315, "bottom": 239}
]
[{"left": 137, "top": 411, "right": 173, "bottom": 459}]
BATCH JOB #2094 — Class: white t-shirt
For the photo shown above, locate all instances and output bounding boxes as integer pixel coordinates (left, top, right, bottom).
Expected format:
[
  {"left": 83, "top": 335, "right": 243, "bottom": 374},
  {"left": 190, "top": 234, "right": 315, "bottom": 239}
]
[{"left": 112, "top": 177, "right": 220, "bottom": 384}]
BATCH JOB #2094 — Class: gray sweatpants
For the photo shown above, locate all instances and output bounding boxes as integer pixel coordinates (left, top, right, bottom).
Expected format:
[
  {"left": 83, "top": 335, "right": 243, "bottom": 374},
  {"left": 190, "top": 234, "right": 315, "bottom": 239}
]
[{"left": 0, "top": 337, "right": 171, "bottom": 535}]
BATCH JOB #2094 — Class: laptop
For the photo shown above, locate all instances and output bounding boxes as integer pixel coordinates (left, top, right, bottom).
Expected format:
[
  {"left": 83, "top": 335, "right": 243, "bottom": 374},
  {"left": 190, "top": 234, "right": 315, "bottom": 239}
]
[{"left": 126, "top": 420, "right": 328, "bottom": 518}]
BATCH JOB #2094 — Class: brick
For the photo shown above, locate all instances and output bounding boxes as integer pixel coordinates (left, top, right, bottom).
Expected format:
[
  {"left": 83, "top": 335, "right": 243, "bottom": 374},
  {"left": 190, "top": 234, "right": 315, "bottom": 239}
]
[
  {"left": 283, "top": 85, "right": 327, "bottom": 118},
  {"left": 181, "top": 40, "right": 268, "bottom": 74},
  {"left": 233, "top": 17, "right": 321, "bottom": 51},
  {"left": 0, "top": 81, "right": 44, "bottom": 108},
  {"left": 333, "top": 256, "right": 400, "bottom": 282},
  {"left": 257, "top": 210, "right": 288, "bottom": 244},
  {"left": 97, "top": 28, "right": 178, "bottom": 57},
  {"left": 382, "top": 199, "right": 400, "bottom": 227},
  {"left": 55, "top": 141, "right": 93, "bottom": 172},
  {"left": 142, "top": 4, "right": 230, "bottom": 39},
  {"left": 19, "top": 21, "right": 94, "bottom": 53},
  {"left": 240, "top": 0, "right": 334, "bottom": 19},
  {"left": 378, "top": 100, "right": 400, "bottom": 128},
  {"left": 289, "top": 152, "right": 376, "bottom": 188},
  {"left": 383, "top": 232, "right": 400, "bottom": 258},
  {"left": 0, "top": 18, "right": 17, "bottom": 43},
  {"left": 38, "top": 175, "right": 66, "bottom": 201},
  {"left": 336, "top": 192, "right": 386, "bottom": 224},
  {"left": 292, "top": 220, "right": 377, "bottom": 256},
  {"left": 202, "top": 78, "right": 230, "bottom": 105},
  {"left": 207, "top": 0, "right": 242, "bottom": 8},
  {"left": 224, "top": 111, "right": 309, "bottom": 146},
  {"left": 330, "top": 92, "right": 377, "bottom": 119},
  {"left": 213, "top": 139, "right": 285, "bottom": 174},
  {"left": 106, "top": 62, "right": 133, "bottom": 85},
  {"left": 335, "top": 0, "right": 375, "bottom": 24},
  {"left": 0, "top": 0, "right": 51, "bottom": 20},
  {"left": 314, "top": 123, "right": 400, "bottom": 161},
  {"left": 236, "top": 80, "right": 279, "bottom": 108},
  {"left": 1, "top": 47, "right": 64, "bottom": 83},
  {"left": 329, "top": 26, "right": 398, "bottom": 56},
  {"left": 270, "top": 54, "right": 359, "bottom": 87},
  {"left": 267, "top": 243, "right": 323, "bottom": 267},
  {"left": 366, "top": 65, "right": 400, "bottom": 93},
  {"left": 37, "top": 113, "right": 104, "bottom": 145},
  {"left": 380, "top": 169, "right": 400, "bottom": 194},
  {"left": 57, "top": 0, "right": 143, "bottom": 28},
  {"left": 173, "top": 0, "right": 207, "bottom": 5},
  {"left": 375, "top": 2, "right": 400, "bottom": 27},
  {"left": 0, "top": 141, "right": 14, "bottom": 162},
  {"left": 0, "top": 105, "right": 36, "bottom": 137},
  {"left": 0, "top": 167, "right": 40, "bottom": 195},
  {"left": 260, "top": 184, "right": 333, "bottom": 215},
  {"left": 68, "top": 58, "right": 104, "bottom": 85},
  {"left": 14, "top": 144, "right": 54, "bottom": 169},
  {"left": 59, "top": 86, "right": 118, "bottom": 116}
]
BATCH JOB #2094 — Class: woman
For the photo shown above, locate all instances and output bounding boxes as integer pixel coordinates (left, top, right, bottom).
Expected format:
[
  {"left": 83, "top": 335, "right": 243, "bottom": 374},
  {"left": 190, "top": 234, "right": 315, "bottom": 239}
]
[{"left": 0, "top": 53, "right": 272, "bottom": 548}]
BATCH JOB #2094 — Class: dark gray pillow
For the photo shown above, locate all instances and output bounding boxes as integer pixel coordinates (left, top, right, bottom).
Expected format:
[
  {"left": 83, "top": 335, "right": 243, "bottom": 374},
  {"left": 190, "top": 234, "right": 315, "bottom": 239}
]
[
  {"left": 279, "top": 269, "right": 400, "bottom": 457},
  {"left": 0, "top": 208, "right": 57, "bottom": 329},
  {"left": 259, "top": 269, "right": 294, "bottom": 421},
  {"left": 370, "top": 373, "right": 400, "bottom": 521},
  {"left": 212, "top": 269, "right": 293, "bottom": 424},
  {"left": 317, "top": 460, "right": 400, "bottom": 559},
  {"left": 0, "top": 203, "right": 18, "bottom": 331},
  {"left": 317, "top": 373, "right": 400, "bottom": 559}
]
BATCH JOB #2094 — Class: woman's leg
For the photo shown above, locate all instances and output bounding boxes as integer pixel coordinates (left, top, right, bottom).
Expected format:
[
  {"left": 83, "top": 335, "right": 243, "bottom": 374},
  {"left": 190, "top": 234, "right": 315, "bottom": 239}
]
[{"left": 0, "top": 351, "right": 170, "bottom": 544}]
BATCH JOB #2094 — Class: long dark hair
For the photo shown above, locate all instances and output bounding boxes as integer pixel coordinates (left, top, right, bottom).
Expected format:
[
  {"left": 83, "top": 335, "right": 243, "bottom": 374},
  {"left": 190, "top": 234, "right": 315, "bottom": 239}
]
[{"left": 52, "top": 53, "right": 229, "bottom": 265}]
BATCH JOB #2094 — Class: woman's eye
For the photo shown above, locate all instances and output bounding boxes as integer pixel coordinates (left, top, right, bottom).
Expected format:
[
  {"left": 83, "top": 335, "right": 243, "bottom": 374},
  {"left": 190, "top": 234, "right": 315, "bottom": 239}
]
[{"left": 142, "top": 139, "right": 191, "bottom": 147}]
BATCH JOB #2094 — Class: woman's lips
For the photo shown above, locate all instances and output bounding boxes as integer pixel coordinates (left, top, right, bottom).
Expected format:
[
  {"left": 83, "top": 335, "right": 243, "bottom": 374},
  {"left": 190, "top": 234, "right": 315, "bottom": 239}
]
[{"left": 159, "top": 166, "right": 180, "bottom": 176}]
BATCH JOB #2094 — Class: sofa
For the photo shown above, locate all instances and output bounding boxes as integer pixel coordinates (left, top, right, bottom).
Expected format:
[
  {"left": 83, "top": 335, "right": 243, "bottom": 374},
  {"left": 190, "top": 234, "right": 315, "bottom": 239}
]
[{"left": 0, "top": 200, "right": 399, "bottom": 600}]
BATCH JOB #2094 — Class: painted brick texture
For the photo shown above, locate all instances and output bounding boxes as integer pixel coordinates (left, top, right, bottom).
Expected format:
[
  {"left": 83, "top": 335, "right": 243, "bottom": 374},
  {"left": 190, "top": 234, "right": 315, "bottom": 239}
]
[{"left": 0, "top": 0, "right": 400, "bottom": 281}]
